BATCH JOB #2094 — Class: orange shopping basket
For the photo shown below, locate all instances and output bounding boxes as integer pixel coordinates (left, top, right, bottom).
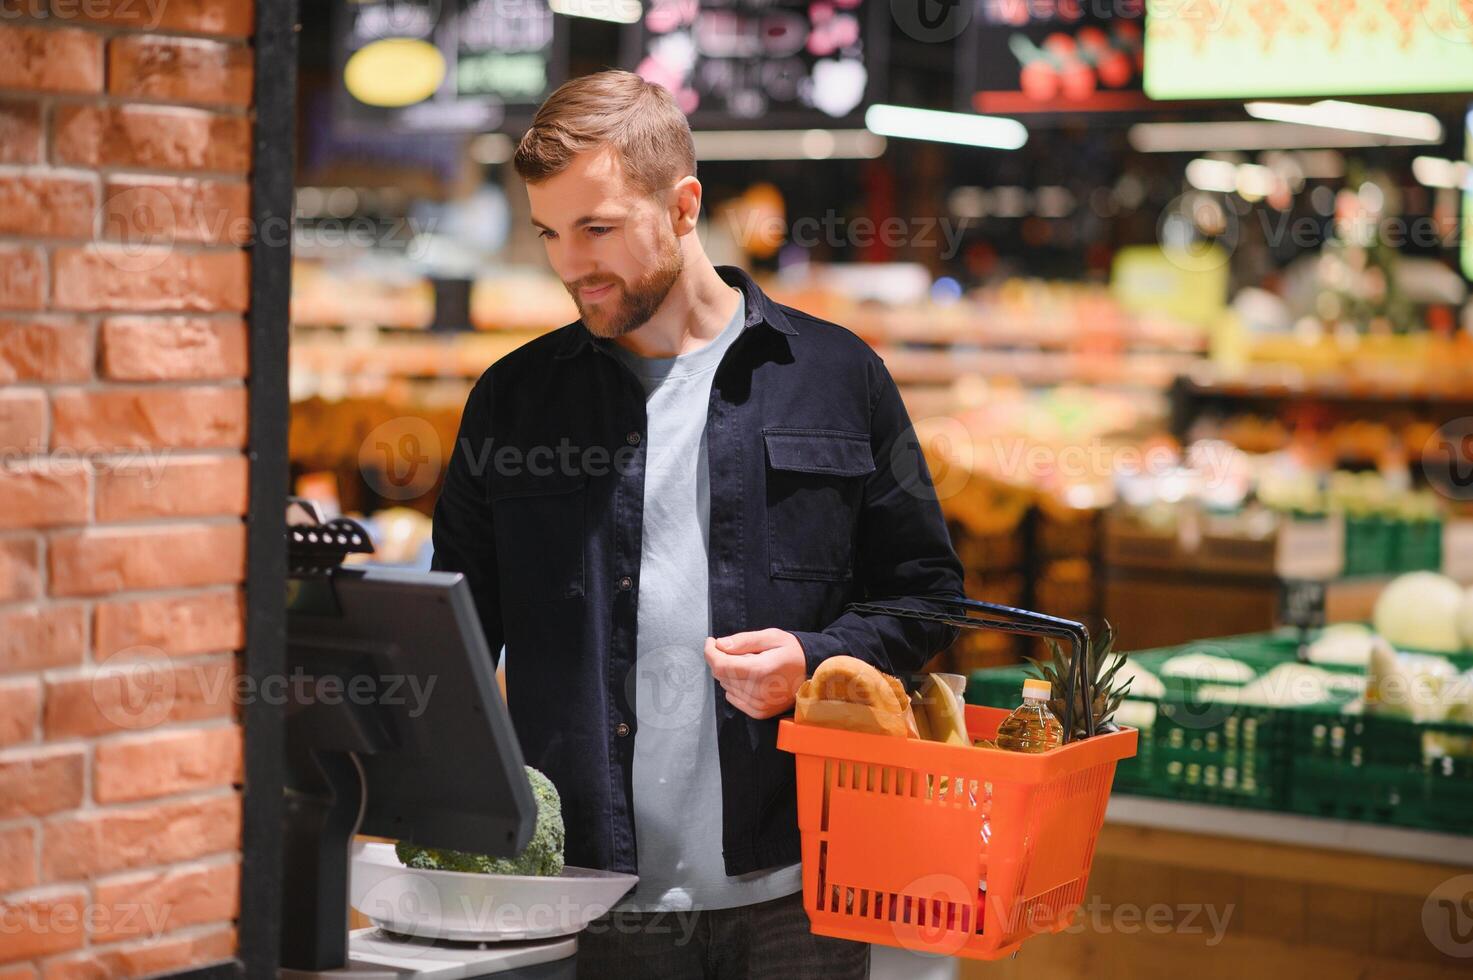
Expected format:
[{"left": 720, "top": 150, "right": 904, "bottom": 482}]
[{"left": 776, "top": 597, "right": 1138, "bottom": 960}]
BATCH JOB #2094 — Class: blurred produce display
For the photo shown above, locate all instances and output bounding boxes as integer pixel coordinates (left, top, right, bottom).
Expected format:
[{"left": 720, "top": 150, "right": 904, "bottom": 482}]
[{"left": 970, "top": 572, "right": 1473, "bottom": 833}]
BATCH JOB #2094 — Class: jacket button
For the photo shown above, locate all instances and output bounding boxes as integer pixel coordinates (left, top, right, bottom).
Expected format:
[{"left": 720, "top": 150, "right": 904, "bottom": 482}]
[
  {"left": 626, "top": 431, "right": 641, "bottom": 446},
  {"left": 618, "top": 575, "right": 633, "bottom": 591},
  {"left": 615, "top": 722, "right": 631, "bottom": 738}
]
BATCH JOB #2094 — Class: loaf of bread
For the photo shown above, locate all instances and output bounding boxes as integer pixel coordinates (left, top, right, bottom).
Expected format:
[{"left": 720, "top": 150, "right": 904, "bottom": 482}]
[{"left": 796, "top": 656, "right": 914, "bottom": 739}]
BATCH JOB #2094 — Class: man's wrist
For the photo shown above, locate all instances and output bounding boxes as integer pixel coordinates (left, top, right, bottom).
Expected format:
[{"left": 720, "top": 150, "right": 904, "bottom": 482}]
[{"left": 789, "top": 630, "right": 842, "bottom": 678}]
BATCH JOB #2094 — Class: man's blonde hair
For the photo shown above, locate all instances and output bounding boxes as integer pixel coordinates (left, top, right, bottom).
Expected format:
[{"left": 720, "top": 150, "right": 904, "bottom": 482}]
[{"left": 513, "top": 69, "right": 696, "bottom": 193}]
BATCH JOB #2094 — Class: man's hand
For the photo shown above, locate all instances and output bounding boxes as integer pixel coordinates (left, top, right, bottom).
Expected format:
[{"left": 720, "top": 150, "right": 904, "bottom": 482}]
[{"left": 704, "top": 628, "right": 807, "bottom": 720}]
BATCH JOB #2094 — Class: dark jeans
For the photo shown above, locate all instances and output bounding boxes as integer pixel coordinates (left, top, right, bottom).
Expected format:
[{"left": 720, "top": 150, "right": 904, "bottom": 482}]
[{"left": 575, "top": 890, "right": 870, "bottom": 980}]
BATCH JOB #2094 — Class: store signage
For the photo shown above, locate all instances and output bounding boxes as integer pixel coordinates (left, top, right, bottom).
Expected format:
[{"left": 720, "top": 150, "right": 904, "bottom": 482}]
[
  {"left": 335, "top": 0, "right": 565, "bottom": 133},
  {"left": 623, "top": 0, "right": 887, "bottom": 128},
  {"left": 957, "top": 0, "right": 1147, "bottom": 114},
  {"left": 1144, "top": 1, "right": 1473, "bottom": 99}
]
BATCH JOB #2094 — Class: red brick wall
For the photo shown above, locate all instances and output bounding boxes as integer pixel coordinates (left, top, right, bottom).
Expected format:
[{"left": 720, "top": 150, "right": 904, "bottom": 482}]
[{"left": 0, "top": 1, "right": 255, "bottom": 975}]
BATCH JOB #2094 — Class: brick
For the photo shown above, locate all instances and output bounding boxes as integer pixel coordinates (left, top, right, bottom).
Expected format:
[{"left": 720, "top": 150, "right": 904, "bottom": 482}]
[
  {"left": 109, "top": 36, "right": 253, "bottom": 107},
  {"left": 92, "top": 861, "right": 238, "bottom": 942},
  {"left": 96, "top": 456, "right": 247, "bottom": 521},
  {"left": 0, "top": 102, "right": 41, "bottom": 165},
  {"left": 51, "top": 247, "right": 248, "bottom": 313},
  {"left": 44, "top": 656, "right": 235, "bottom": 740},
  {"left": 41, "top": 793, "right": 240, "bottom": 880},
  {"left": 48, "top": 524, "right": 245, "bottom": 596},
  {"left": 41, "top": 926, "right": 236, "bottom": 980},
  {"left": 102, "top": 177, "right": 250, "bottom": 247},
  {"left": 0, "top": 319, "right": 93, "bottom": 383},
  {"left": 0, "top": 745, "right": 84, "bottom": 818},
  {"left": 50, "top": 246, "right": 248, "bottom": 316},
  {"left": 0, "top": 677, "right": 40, "bottom": 747},
  {"left": 75, "top": 0, "right": 254, "bottom": 36},
  {"left": 95, "top": 725, "right": 241, "bottom": 803},
  {"left": 0, "top": 824, "right": 36, "bottom": 893},
  {"left": 94, "top": 590, "right": 243, "bottom": 658},
  {"left": 0, "top": 605, "right": 86, "bottom": 675},
  {"left": 0, "top": 177, "right": 96, "bottom": 240},
  {"left": 0, "top": 24, "right": 103, "bottom": 95},
  {"left": 53, "top": 105, "right": 250, "bottom": 173},
  {"left": 0, "top": 391, "right": 46, "bottom": 455},
  {"left": 0, "top": 889, "right": 86, "bottom": 963},
  {"left": 99, "top": 316, "right": 248, "bottom": 380},
  {"left": 0, "top": 246, "right": 44, "bottom": 311},
  {"left": 0, "top": 463, "right": 88, "bottom": 529},
  {"left": 52, "top": 387, "right": 247, "bottom": 451},
  {"left": 0, "top": 537, "right": 41, "bottom": 604}
]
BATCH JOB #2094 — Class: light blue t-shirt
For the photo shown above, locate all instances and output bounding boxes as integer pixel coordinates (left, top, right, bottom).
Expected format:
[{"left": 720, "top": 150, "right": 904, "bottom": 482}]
[{"left": 608, "top": 289, "right": 803, "bottom": 912}]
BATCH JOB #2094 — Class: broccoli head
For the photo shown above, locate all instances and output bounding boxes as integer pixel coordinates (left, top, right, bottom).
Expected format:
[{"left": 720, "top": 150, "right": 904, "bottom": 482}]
[{"left": 395, "top": 765, "right": 565, "bottom": 876}]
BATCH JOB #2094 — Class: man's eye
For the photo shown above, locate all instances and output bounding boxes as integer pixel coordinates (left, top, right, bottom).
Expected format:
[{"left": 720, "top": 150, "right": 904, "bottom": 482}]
[
  {"left": 538, "top": 229, "right": 557, "bottom": 240},
  {"left": 587, "top": 226, "right": 612, "bottom": 237}
]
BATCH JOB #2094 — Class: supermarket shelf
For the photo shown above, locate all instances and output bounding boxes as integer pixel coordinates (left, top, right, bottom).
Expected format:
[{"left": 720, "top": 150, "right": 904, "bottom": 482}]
[
  {"left": 848, "top": 309, "right": 1207, "bottom": 354},
  {"left": 880, "top": 346, "right": 1200, "bottom": 389},
  {"left": 1106, "top": 795, "right": 1473, "bottom": 865}
]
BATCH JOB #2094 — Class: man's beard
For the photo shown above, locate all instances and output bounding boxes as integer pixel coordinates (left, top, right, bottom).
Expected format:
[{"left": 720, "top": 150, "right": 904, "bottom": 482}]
[{"left": 569, "top": 237, "right": 684, "bottom": 340}]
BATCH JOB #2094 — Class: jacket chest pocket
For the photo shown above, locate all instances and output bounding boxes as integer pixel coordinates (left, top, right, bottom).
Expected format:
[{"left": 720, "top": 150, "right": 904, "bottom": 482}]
[
  {"left": 491, "top": 476, "right": 587, "bottom": 603},
  {"left": 763, "top": 428, "right": 875, "bottom": 581}
]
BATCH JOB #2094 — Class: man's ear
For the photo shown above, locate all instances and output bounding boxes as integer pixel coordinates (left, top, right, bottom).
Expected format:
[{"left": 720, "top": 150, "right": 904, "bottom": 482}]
[{"left": 669, "top": 175, "right": 702, "bottom": 236}]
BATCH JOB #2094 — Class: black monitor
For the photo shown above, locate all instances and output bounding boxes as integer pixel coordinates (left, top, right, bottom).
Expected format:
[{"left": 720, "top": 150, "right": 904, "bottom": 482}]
[{"left": 282, "top": 563, "right": 535, "bottom": 971}]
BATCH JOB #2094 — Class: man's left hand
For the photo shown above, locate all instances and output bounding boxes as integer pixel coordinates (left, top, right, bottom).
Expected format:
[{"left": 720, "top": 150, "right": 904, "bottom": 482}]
[{"left": 704, "top": 628, "right": 807, "bottom": 720}]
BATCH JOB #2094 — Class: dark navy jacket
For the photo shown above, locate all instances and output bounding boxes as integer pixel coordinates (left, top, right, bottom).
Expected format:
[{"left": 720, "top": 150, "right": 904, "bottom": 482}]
[{"left": 431, "top": 265, "right": 964, "bottom": 876}]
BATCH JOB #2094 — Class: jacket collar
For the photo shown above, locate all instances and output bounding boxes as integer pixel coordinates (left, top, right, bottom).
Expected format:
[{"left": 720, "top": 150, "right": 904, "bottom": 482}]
[{"left": 553, "top": 264, "right": 796, "bottom": 360}]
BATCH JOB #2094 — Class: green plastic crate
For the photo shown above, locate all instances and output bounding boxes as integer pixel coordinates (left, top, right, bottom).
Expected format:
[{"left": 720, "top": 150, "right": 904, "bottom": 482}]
[
  {"left": 1286, "top": 709, "right": 1473, "bottom": 833},
  {"left": 1344, "top": 515, "right": 1394, "bottom": 576},
  {"left": 1393, "top": 518, "right": 1442, "bottom": 573}
]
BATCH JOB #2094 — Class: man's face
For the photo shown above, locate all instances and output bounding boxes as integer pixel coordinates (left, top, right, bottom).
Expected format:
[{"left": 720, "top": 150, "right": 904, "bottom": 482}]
[{"left": 527, "top": 146, "right": 684, "bottom": 339}]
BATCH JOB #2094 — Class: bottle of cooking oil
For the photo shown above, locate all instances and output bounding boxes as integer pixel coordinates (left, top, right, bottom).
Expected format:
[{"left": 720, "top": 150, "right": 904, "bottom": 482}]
[{"left": 995, "top": 678, "right": 1063, "bottom": 753}]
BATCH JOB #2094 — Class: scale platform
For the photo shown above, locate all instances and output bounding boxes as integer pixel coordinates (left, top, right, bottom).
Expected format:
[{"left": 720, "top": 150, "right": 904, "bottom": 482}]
[{"left": 280, "top": 928, "right": 577, "bottom": 980}]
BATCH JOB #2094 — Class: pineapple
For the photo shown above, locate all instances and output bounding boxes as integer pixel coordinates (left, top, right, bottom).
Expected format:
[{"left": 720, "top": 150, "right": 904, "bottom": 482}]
[{"left": 1024, "top": 622, "right": 1130, "bottom": 741}]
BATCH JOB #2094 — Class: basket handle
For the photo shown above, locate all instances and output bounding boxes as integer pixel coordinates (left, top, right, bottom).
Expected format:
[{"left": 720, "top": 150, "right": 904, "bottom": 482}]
[{"left": 845, "top": 596, "right": 1095, "bottom": 741}]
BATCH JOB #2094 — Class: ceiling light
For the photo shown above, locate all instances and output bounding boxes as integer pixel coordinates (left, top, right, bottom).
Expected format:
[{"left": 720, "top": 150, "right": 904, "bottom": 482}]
[
  {"left": 547, "top": 0, "right": 641, "bottom": 23},
  {"left": 1245, "top": 100, "right": 1443, "bottom": 143},
  {"left": 1130, "top": 121, "right": 1432, "bottom": 153},
  {"left": 691, "top": 129, "right": 886, "bottom": 161},
  {"left": 864, "top": 104, "right": 1027, "bottom": 151}
]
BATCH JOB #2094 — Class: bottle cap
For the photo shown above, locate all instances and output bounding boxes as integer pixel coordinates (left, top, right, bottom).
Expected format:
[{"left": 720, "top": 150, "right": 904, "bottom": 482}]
[{"left": 1022, "top": 678, "right": 1051, "bottom": 700}]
